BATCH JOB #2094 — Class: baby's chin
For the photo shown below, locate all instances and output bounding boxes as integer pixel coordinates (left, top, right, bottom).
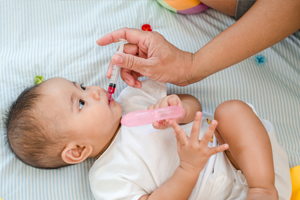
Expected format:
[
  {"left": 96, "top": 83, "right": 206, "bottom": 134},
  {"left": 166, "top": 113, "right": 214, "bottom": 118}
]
[{"left": 112, "top": 100, "right": 123, "bottom": 117}]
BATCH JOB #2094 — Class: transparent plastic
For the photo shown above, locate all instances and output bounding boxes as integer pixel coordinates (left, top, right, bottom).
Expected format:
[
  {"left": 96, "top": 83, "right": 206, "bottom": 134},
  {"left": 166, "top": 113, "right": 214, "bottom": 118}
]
[
  {"left": 121, "top": 106, "right": 184, "bottom": 127},
  {"left": 109, "top": 39, "right": 126, "bottom": 85}
]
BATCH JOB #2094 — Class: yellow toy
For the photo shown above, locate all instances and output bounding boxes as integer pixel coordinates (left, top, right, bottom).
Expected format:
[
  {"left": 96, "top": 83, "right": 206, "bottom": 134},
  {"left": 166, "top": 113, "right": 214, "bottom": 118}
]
[
  {"left": 156, "top": 0, "right": 208, "bottom": 15},
  {"left": 290, "top": 165, "right": 300, "bottom": 200}
]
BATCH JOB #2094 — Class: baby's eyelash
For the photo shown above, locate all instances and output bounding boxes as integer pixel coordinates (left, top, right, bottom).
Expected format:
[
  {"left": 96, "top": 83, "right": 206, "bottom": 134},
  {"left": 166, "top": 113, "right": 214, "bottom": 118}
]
[
  {"left": 79, "top": 99, "right": 85, "bottom": 110},
  {"left": 80, "top": 83, "right": 86, "bottom": 90}
]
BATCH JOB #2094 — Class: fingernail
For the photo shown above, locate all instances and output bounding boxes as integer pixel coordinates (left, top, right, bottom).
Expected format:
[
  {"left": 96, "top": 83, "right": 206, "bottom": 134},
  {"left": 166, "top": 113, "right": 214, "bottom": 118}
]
[
  {"left": 125, "top": 79, "right": 131, "bottom": 86},
  {"left": 113, "top": 54, "right": 123, "bottom": 64}
]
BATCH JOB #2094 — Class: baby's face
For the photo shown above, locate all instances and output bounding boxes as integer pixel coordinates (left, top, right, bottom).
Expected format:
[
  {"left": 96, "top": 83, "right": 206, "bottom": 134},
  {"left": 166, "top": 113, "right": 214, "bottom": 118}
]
[{"left": 38, "top": 77, "right": 122, "bottom": 155}]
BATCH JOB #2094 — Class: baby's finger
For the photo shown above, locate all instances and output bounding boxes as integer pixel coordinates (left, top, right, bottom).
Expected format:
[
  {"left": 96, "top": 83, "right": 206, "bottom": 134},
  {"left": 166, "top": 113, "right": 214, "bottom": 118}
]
[
  {"left": 167, "top": 95, "right": 180, "bottom": 106},
  {"left": 190, "top": 112, "right": 202, "bottom": 142},
  {"left": 209, "top": 144, "right": 229, "bottom": 156},
  {"left": 152, "top": 121, "right": 160, "bottom": 129},
  {"left": 177, "top": 138, "right": 182, "bottom": 153},
  {"left": 170, "top": 120, "right": 188, "bottom": 145},
  {"left": 201, "top": 120, "right": 218, "bottom": 146},
  {"left": 153, "top": 99, "right": 163, "bottom": 109},
  {"left": 159, "top": 100, "right": 169, "bottom": 108},
  {"left": 147, "top": 105, "right": 154, "bottom": 110},
  {"left": 153, "top": 120, "right": 170, "bottom": 129}
]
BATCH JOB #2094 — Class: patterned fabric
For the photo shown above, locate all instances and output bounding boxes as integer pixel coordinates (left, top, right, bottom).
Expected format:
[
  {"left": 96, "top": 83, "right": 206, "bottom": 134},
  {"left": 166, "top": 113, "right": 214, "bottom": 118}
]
[{"left": 0, "top": 0, "right": 299, "bottom": 199}]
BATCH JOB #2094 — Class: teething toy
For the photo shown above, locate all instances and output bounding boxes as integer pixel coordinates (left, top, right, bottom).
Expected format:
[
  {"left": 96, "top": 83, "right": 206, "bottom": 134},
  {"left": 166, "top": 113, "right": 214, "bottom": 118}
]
[{"left": 121, "top": 106, "right": 184, "bottom": 127}]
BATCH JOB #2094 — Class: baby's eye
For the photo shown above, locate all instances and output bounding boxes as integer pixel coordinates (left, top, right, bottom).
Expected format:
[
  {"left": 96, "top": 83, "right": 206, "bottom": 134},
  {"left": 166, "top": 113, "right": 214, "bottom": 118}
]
[
  {"left": 80, "top": 84, "right": 86, "bottom": 90},
  {"left": 79, "top": 99, "right": 85, "bottom": 110}
]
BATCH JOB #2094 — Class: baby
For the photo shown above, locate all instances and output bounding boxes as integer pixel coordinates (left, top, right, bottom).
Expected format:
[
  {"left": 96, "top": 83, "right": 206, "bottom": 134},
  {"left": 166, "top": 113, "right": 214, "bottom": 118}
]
[{"left": 5, "top": 77, "right": 291, "bottom": 200}]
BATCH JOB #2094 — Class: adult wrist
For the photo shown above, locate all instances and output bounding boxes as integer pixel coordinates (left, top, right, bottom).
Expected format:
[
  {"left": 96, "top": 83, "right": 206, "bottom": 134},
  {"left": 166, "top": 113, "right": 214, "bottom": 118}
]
[
  {"left": 179, "top": 51, "right": 196, "bottom": 86},
  {"left": 184, "top": 51, "right": 208, "bottom": 85}
]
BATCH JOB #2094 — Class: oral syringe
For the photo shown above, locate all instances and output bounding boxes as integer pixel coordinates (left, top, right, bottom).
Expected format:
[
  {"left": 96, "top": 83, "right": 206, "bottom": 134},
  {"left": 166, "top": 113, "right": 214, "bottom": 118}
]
[{"left": 107, "top": 39, "right": 127, "bottom": 102}]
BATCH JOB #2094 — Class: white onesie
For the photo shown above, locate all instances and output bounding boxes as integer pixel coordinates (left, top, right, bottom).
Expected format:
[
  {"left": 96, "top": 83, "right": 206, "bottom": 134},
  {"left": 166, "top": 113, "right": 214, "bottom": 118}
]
[{"left": 89, "top": 79, "right": 291, "bottom": 200}]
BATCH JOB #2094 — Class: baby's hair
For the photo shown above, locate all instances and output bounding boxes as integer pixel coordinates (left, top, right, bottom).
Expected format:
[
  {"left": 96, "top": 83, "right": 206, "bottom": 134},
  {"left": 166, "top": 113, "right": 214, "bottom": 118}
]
[{"left": 5, "top": 83, "right": 68, "bottom": 169}]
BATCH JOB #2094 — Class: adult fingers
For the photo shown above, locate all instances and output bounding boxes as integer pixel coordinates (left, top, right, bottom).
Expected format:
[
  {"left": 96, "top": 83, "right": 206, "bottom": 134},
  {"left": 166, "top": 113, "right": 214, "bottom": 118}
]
[
  {"left": 123, "top": 43, "right": 139, "bottom": 55},
  {"left": 96, "top": 28, "right": 149, "bottom": 46},
  {"left": 106, "top": 43, "right": 139, "bottom": 78},
  {"left": 170, "top": 120, "right": 188, "bottom": 145},
  {"left": 106, "top": 64, "right": 114, "bottom": 79},
  {"left": 131, "top": 71, "right": 142, "bottom": 88},
  {"left": 189, "top": 112, "right": 203, "bottom": 142},
  {"left": 112, "top": 52, "right": 154, "bottom": 74},
  {"left": 120, "top": 68, "right": 142, "bottom": 87}
]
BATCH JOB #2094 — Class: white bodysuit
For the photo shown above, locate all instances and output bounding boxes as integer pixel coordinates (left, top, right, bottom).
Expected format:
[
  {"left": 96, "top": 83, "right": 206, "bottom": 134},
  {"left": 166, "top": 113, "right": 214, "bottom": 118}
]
[{"left": 89, "top": 79, "right": 291, "bottom": 200}]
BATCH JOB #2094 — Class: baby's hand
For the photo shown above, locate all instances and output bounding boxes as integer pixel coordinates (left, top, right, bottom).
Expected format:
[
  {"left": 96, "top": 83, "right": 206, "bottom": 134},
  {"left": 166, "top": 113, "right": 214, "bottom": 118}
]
[
  {"left": 170, "top": 112, "right": 229, "bottom": 174},
  {"left": 147, "top": 95, "right": 186, "bottom": 129}
]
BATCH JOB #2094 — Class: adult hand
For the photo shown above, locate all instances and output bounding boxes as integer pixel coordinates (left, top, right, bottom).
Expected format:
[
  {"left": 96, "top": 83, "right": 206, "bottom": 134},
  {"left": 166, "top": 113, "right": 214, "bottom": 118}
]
[{"left": 96, "top": 28, "right": 194, "bottom": 88}]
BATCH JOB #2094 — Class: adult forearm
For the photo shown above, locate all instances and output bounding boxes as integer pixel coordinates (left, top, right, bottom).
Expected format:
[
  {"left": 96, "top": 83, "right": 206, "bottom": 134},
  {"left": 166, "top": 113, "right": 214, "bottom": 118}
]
[{"left": 189, "top": 0, "right": 300, "bottom": 83}]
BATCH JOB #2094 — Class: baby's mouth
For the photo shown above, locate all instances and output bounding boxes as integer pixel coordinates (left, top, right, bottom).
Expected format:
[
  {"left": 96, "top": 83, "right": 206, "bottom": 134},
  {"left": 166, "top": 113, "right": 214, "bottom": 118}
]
[{"left": 108, "top": 96, "right": 114, "bottom": 107}]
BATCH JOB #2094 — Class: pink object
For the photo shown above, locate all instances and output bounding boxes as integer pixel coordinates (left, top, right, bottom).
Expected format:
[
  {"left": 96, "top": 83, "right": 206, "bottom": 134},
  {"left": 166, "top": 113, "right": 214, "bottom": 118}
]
[
  {"left": 121, "top": 106, "right": 184, "bottom": 127},
  {"left": 177, "top": 3, "right": 209, "bottom": 14}
]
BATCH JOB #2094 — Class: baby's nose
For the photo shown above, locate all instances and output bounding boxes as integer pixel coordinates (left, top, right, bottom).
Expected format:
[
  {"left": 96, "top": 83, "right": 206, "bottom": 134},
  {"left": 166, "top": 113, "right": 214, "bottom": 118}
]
[{"left": 90, "top": 90, "right": 100, "bottom": 101}]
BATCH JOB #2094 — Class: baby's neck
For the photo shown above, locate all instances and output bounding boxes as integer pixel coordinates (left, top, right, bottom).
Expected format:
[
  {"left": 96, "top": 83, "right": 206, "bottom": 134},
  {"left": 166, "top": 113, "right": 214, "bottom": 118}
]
[{"left": 94, "top": 123, "right": 121, "bottom": 159}]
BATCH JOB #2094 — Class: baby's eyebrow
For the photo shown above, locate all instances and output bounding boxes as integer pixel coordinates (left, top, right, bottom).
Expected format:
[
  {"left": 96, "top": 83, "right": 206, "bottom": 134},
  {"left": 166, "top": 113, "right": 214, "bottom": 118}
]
[
  {"left": 70, "top": 82, "right": 77, "bottom": 112},
  {"left": 72, "top": 81, "right": 77, "bottom": 88},
  {"left": 70, "top": 94, "right": 74, "bottom": 113}
]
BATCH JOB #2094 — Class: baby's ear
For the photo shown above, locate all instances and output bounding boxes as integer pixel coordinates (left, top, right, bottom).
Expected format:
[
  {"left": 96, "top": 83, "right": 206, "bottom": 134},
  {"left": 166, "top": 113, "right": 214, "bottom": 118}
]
[{"left": 61, "top": 143, "right": 92, "bottom": 164}]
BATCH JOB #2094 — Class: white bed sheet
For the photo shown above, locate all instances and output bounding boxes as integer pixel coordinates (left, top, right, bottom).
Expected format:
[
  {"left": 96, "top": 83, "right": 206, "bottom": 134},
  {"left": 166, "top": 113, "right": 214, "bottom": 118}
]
[{"left": 0, "top": 0, "right": 299, "bottom": 199}]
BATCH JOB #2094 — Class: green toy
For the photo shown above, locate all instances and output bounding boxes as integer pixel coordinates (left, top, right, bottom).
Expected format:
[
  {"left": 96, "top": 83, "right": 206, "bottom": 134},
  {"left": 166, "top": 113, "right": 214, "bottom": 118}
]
[{"left": 34, "top": 75, "right": 44, "bottom": 85}]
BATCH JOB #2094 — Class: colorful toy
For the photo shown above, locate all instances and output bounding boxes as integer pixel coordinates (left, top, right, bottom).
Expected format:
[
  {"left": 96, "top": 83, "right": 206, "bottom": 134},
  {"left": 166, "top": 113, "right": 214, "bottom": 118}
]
[
  {"left": 34, "top": 75, "right": 44, "bottom": 85},
  {"left": 142, "top": 24, "right": 152, "bottom": 31},
  {"left": 290, "top": 165, "right": 300, "bottom": 200},
  {"left": 156, "top": 0, "right": 209, "bottom": 15},
  {"left": 255, "top": 55, "right": 266, "bottom": 65}
]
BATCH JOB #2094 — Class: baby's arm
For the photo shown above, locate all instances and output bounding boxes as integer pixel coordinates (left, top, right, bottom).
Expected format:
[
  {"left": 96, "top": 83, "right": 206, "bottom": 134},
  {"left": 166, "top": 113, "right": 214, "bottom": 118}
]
[
  {"left": 139, "top": 112, "right": 228, "bottom": 200},
  {"left": 148, "top": 94, "right": 202, "bottom": 129}
]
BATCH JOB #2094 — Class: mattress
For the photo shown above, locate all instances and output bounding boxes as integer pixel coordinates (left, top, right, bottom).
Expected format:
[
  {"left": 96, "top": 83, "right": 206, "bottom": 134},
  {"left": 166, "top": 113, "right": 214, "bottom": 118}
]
[{"left": 0, "top": 0, "right": 299, "bottom": 199}]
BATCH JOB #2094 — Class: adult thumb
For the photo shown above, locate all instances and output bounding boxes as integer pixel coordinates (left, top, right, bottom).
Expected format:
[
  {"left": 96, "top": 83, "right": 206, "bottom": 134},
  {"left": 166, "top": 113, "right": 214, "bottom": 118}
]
[{"left": 112, "top": 53, "right": 146, "bottom": 72}]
